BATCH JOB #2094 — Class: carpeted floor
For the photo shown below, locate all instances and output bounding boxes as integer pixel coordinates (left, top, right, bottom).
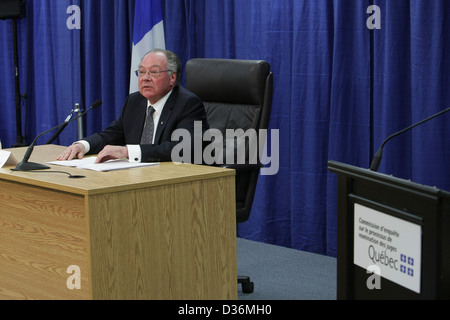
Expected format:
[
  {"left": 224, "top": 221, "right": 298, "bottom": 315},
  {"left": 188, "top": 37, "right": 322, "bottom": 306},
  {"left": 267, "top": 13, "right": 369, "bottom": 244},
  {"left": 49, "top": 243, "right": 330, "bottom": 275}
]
[{"left": 236, "top": 237, "right": 337, "bottom": 300}]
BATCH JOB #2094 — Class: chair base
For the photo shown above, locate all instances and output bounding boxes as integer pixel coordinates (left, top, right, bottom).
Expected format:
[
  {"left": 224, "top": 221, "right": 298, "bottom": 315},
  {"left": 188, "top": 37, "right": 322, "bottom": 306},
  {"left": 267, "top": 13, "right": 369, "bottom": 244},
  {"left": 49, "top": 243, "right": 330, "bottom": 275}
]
[{"left": 238, "top": 276, "right": 254, "bottom": 293}]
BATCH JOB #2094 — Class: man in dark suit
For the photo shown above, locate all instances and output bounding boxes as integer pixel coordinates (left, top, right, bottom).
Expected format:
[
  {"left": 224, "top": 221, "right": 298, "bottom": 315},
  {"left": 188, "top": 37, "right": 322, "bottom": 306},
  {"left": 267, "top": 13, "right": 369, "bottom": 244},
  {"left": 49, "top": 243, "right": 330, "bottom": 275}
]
[{"left": 57, "top": 49, "right": 208, "bottom": 164}]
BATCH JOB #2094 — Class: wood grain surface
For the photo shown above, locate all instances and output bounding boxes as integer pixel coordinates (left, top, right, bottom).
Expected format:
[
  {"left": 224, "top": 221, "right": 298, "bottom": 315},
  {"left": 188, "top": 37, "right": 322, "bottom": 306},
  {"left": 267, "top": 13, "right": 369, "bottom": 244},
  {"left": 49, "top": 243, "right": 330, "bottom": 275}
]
[{"left": 0, "top": 145, "right": 236, "bottom": 300}]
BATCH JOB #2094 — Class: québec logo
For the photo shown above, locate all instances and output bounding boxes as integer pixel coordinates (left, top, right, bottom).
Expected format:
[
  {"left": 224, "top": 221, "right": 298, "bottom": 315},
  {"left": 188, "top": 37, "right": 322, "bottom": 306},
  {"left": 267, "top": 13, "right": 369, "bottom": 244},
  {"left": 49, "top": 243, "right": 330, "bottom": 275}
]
[{"left": 400, "top": 254, "right": 415, "bottom": 277}]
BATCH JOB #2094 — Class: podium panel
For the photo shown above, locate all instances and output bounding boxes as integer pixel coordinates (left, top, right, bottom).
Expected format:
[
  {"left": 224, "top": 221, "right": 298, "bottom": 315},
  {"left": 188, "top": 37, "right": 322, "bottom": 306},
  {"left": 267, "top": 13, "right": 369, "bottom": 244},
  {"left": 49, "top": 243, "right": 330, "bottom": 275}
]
[
  {"left": 0, "top": 145, "right": 237, "bottom": 300},
  {"left": 328, "top": 160, "right": 450, "bottom": 299}
]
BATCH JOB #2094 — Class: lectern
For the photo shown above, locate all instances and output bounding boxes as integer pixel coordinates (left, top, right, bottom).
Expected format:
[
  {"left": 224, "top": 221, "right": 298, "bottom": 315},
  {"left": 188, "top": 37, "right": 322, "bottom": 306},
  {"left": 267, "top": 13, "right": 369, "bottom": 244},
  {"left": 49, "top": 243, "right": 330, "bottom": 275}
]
[{"left": 328, "top": 160, "right": 450, "bottom": 299}]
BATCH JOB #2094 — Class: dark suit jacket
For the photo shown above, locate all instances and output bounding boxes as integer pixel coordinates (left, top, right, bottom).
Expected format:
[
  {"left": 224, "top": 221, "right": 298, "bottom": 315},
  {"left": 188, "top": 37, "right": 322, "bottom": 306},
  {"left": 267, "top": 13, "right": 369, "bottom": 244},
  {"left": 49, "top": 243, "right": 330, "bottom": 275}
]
[{"left": 84, "top": 85, "right": 209, "bottom": 162}]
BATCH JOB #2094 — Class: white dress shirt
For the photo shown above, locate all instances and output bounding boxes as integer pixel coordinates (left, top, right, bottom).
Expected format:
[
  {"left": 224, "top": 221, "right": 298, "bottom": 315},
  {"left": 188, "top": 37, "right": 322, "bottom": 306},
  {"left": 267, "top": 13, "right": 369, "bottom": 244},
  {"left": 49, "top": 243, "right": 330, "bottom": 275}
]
[{"left": 77, "top": 90, "right": 172, "bottom": 163}]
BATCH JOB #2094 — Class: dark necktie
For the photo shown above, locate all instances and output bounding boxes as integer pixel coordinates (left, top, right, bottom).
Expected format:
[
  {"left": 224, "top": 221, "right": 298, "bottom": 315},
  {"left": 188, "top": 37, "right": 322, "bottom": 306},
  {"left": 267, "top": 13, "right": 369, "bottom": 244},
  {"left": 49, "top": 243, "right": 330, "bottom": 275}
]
[{"left": 140, "top": 106, "right": 156, "bottom": 144}]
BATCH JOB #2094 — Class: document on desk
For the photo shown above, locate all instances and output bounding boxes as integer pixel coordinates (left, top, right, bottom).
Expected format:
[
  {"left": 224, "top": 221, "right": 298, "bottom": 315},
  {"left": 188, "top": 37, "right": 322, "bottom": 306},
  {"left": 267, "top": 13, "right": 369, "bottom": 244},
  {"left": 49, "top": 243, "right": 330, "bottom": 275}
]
[
  {"left": 0, "top": 150, "right": 18, "bottom": 168},
  {"left": 47, "top": 157, "right": 159, "bottom": 172}
]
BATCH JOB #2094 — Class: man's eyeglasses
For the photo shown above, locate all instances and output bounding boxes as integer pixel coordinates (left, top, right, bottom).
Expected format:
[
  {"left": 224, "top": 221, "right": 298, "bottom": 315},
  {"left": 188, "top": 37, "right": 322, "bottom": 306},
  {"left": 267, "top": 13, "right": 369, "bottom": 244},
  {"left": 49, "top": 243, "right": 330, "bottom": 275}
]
[{"left": 135, "top": 68, "right": 171, "bottom": 78}]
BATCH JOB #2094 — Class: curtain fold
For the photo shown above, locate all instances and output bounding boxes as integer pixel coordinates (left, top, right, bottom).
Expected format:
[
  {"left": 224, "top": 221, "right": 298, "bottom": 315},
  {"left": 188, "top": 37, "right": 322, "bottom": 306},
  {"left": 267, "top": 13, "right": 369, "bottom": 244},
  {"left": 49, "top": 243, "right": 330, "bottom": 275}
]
[
  {"left": 28, "top": 0, "right": 82, "bottom": 143},
  {"left": 372, "top": 0, "right": 450, "bottom": 189},
  {"left": 0, "top": 0, "right": 134, "bottom": 148},
  {"left": 80, "top": 0, "right": 134, "bottom": 139},
  {"left": 1, "top": 0, "right": 450, "bottom": 257}
]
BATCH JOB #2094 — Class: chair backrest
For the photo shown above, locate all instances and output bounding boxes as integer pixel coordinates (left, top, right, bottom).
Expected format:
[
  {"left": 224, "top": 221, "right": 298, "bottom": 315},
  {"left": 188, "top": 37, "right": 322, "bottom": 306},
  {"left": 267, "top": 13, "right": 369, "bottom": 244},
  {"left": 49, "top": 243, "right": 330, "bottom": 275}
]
[{"left": 186, "top": 58, "right": 273, "bottom": 223}]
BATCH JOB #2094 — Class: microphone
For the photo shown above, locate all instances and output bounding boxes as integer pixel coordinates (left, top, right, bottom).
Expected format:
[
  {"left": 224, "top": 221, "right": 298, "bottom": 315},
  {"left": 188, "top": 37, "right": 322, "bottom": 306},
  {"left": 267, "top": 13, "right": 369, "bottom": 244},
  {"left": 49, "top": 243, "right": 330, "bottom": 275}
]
[
  {"left": 13, "top": 100, "right": 102, "bottom": 171},
  {"left": 370, "top": 106, "right": 450, "bottom": 171},
  {"left": 45, "top": 110, "right": 75, "bottom": 144}
]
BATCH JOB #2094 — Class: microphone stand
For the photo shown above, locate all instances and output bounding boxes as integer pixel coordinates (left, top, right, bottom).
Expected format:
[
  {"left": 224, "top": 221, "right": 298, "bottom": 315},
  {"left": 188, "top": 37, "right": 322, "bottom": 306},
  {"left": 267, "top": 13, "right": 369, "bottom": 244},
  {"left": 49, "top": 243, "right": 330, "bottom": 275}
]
[
  {"left": 13, "top": 100, "right": 102, "bottom": 171},
  {"left": 45, "top": 110, "right": 75, "bottom": 145},
  {"left": 370, "top": 107, "right": 450, "bottom": 171}
]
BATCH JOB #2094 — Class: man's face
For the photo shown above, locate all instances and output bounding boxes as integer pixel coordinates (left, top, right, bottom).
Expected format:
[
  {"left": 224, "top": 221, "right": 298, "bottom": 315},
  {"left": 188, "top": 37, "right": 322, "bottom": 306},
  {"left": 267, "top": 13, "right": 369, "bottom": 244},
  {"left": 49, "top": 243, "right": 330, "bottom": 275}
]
[{"left": 138, "top": 52, "right": 176, "bottom": 104}]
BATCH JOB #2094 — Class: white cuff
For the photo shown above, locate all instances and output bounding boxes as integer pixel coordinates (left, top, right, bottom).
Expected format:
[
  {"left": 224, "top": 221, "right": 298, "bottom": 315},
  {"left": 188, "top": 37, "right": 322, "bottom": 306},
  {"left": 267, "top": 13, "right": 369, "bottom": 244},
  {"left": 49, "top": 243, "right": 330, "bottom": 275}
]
[{"left": 127, "top": 145, "right": 142, "bottom": 162}]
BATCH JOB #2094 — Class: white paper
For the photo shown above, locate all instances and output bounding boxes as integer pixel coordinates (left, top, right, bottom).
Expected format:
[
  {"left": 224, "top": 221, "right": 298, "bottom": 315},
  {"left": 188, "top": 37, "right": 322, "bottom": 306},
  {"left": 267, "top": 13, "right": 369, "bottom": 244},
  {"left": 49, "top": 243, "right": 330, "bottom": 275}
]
[
  {"left": 0, "top": 150, "right": 19, "bottom": 168},
  {"left": 47, "top": 157, "right": 159, "bottom": 172}
]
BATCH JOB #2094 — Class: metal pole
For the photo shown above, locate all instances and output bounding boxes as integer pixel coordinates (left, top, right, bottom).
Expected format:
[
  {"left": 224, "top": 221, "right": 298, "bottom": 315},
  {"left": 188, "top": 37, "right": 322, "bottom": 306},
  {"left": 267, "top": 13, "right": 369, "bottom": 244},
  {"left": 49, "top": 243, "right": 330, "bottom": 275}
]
[
  {"left": 12, "top": 18, "right": 25, "bottom": 147},
  {"left": 74, "top": 103, "right": 85, "bottom": 140}
]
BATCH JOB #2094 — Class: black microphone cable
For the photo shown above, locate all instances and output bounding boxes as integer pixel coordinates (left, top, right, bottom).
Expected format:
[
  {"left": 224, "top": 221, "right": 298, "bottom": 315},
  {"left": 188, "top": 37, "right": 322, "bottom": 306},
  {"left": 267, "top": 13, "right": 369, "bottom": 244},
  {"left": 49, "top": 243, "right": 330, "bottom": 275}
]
[{"left": 14, "top": 170, "right": 86, "bottom": 179}]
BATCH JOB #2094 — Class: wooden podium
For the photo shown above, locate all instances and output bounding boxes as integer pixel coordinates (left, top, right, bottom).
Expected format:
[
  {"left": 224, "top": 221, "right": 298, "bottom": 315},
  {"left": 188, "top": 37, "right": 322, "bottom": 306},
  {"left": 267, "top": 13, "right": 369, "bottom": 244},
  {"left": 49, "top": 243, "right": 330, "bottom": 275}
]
[{"left": 0, "top": 145, "right": 237, "bottom": 300}]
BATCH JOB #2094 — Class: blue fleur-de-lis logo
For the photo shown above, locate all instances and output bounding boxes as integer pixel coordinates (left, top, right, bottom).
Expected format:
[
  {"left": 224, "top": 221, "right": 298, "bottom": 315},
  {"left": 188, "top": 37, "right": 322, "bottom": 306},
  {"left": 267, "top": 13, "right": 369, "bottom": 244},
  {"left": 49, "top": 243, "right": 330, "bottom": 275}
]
[{"left": 400, "top": 254, "right": 415, "bottom": 277}]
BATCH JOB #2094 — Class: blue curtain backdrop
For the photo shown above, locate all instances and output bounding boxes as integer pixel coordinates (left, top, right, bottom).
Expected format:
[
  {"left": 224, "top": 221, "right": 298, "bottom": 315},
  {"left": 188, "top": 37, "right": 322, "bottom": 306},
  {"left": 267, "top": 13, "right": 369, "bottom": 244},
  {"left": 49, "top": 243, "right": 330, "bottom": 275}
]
[{"left": 1, "top": 0, "right": 450, "bottom": 257}]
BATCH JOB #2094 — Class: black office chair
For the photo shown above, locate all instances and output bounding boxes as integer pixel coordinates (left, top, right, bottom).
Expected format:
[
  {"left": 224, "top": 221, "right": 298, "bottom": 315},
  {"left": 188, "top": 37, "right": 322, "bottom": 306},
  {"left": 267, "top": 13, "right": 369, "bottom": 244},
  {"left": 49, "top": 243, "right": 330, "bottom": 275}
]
[{"left": 186, "top": 58, "right": 273, "bottom": 293}]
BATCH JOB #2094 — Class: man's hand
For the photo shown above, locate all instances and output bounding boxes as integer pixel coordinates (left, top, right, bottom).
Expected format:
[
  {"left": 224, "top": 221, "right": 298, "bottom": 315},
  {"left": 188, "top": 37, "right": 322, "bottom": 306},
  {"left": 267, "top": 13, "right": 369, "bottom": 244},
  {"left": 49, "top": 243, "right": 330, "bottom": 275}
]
[
  {"left": 95, "top": 145, "right": 129, "bottom": 163},
  {"left": 56, "top": 143, "right": 86, "bottom": 161}
]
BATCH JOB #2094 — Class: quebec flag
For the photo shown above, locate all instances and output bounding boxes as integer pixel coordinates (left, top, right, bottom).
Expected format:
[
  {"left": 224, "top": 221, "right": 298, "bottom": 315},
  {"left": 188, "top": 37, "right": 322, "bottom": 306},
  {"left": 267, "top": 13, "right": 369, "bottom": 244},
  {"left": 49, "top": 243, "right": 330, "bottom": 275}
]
[{"left": 129, "top": 0, "right": 166, "bottom": 93}]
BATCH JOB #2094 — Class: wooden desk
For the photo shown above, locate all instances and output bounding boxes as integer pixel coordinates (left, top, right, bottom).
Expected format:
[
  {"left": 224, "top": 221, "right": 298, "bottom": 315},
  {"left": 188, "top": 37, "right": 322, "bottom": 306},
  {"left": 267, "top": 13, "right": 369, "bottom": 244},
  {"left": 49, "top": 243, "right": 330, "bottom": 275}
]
[{"left": 0, "top": 145, "right": 236, "bottom": 300}]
